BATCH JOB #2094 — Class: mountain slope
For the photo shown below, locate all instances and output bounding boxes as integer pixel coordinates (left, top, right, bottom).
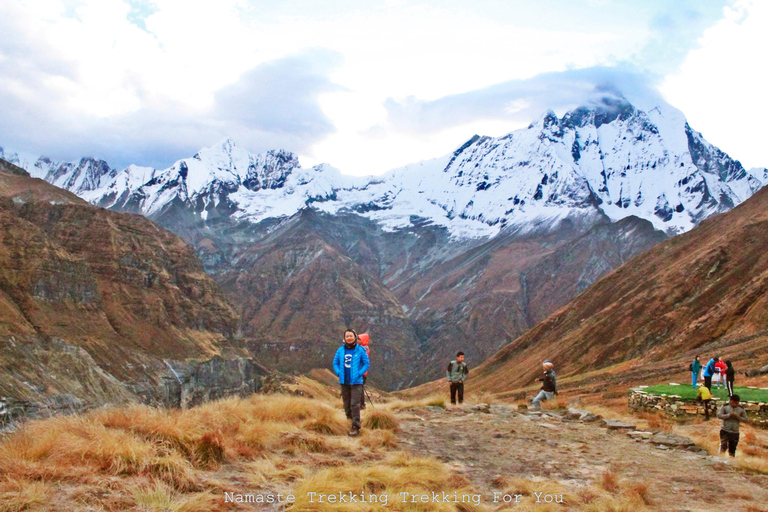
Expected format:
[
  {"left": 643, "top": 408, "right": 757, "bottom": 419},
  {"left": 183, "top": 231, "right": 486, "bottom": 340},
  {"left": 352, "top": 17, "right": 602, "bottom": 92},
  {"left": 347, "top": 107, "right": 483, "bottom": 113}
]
[
  {"left": 0, "top": 159, "right": 256, "bottom": 413},
  {"left": 468, "top": 184, "right": 768, "bottom": 394}
]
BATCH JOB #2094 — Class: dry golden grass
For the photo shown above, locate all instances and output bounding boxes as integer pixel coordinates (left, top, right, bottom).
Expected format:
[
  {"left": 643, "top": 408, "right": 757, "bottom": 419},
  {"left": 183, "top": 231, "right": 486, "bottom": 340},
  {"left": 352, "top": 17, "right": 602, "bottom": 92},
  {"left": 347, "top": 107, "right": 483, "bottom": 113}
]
[
  {"left": 290, "top": 452, "right": 482, "bottom": 512},
  {"left": 362, "top": 408, "right": 400, "bottom": 430},
  {"left": 384, "top": 394, "right": 448, "bottom": 412},
  {"left": 0, "top": 392, "right": 368, "bottom": 510},
  {"left": 359, "top": 429, "right": 398, "bottom": 450},
  {"left": 0, "top": 478, "right": 54, "bottom": 512},
  {"left": 492, "top": 472, "right": 652, "bottom": 512}
]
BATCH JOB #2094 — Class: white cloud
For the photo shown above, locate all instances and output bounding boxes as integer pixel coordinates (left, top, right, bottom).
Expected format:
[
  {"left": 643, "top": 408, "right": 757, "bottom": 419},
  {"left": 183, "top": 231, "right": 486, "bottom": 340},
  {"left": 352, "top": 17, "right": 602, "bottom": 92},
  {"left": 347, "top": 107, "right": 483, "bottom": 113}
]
[
  {"left": 660, "top": 0, "right": 768, "bottom": 169},
  {"left": 3, "top": 0, "right": 758, "bottom": 177}
]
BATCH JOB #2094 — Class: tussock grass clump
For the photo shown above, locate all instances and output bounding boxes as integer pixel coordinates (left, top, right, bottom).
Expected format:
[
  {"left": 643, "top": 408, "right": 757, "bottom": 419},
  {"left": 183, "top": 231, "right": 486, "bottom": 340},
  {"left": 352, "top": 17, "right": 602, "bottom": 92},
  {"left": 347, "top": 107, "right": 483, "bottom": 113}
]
[
  {"left": 426, "top": 395, "right": 447, "bottom": 408},
  {"left": 301, "top": 410, "right": 348, "bottom": 436},
  {"left": 362, "top": 409, "right": 400, "bottom": 430},
  {"left": 291, "top": 452, "right": 482, "bottom": 511},
  {"left": 360, "top": 429, "right": 398, "bottom": 450},
  {"left": 0, "top": 478, "right": 53, "bottom": 512},
  {"left": 280, "top": 432, "right": 331, "bottom": 453}
]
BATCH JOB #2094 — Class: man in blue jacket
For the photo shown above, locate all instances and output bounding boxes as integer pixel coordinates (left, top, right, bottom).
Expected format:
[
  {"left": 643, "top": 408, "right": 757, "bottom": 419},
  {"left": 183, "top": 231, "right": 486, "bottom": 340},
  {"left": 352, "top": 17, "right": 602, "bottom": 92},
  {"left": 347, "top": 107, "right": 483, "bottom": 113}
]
[
  {"left": 703, "top": 355, "right": 719, "bottom": 391},
  {"left": 333, "top": 329, "right": 370, "bottom": 436}
]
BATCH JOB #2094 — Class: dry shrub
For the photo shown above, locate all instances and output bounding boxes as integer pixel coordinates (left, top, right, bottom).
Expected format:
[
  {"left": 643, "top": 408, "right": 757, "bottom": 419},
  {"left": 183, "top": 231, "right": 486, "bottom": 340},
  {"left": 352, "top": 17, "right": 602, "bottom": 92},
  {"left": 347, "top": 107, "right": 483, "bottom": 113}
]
[
  {"left": 425, "top": 395, "right": 447, "bottom": 409},
  {"left": 360, "top": 429, "right": 398, "bottom": 450},
  {"left": 598, "top": 471, "right": 620, "bottom": 493},
  {"left": 633, "top": 411, "right": 674, "bottom": 431},
  {"left": 194, "top": 430, "right": 226, "bottom": 469},
  {"left": 497, "top": 477, "right": 578, "bottom": 511},
  {"left": 362, "top": 409, "right": 400, "bottom": 430},
  {"left": 301, "top": 409, "right": 347, "bottom": 436},
  {"left": 280, "top": 432, "right": 331, "bottom": 453},
  {"left": 0, "top": 478, "right": 53, "bottom": 512},
  {"left": 291, "top": 452, "right": 481, "bottom": 511}
]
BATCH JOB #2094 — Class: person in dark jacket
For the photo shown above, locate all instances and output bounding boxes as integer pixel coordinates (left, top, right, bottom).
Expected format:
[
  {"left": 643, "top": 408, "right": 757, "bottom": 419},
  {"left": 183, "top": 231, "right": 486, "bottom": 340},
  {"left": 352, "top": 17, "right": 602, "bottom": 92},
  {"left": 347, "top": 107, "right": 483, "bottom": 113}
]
[
  {"left": 703, "top": 355, "right": 719, "bottom": 390},
  {"left": 532, "top": 361, "right": 557, "bottom": 410},
  {"left": 725, "top": 360, "right": 736, "bottom": 396},
  {"left": 332, "top": 329, "right": 370, "bottom": 437},
  {"left": 446, "top": 351, "right": 469, "bottom": 405},
  {"left": 717, "top": 394, "right": 748, "bottom": 457},
  {"left": 691, "top": 355, "right": 702, "bottom": 388}
]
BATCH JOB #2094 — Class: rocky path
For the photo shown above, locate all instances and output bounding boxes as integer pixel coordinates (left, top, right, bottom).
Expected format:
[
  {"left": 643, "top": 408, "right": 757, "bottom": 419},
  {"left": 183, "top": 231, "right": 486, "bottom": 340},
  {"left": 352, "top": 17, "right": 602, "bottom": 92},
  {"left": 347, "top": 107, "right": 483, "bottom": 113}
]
[{"left": 399, "top": 404, "right": 768, "bottom": 511}]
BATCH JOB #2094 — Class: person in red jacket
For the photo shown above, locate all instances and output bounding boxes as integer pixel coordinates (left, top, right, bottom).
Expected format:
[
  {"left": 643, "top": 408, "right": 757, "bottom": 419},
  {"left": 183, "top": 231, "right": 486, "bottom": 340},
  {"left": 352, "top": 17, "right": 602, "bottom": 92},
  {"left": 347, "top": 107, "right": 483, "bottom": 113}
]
[
  {"left": 715, "top": 358, "right": 727, "bottom": 389},
  {"left": 358, "top": 333, "right": 370, "bottom": 410}
]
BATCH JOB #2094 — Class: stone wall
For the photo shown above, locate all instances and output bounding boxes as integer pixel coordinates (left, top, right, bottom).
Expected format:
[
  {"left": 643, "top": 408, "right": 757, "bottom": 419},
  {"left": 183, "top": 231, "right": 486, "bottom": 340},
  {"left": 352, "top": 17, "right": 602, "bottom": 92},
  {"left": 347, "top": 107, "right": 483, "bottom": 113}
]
[{"left": 629, "top": 387, "right": 768, "bottom": 428}]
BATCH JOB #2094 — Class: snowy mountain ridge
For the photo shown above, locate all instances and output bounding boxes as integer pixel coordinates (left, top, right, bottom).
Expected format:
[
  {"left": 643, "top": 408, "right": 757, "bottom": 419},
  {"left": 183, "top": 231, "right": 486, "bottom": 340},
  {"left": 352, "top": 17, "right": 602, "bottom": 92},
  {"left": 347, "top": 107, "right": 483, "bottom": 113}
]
[{"left": 2, "top": 93, "right": 765, "bottom": 239}]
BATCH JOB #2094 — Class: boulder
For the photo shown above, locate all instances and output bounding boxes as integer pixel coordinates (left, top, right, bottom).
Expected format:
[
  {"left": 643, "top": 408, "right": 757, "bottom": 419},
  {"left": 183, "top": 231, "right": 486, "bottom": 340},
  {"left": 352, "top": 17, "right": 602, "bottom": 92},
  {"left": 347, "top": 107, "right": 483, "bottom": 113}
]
[
  {"left": 650, "top": 431, "right": 695, "bottom": 447},
  {"left": 602, "top": 418, "right": 636, "bottom": 430},
  {"left": 473, "top": 403, "right": 491, "bottom": 414},
  {"left": 565, "top": 408, "right": 600, "bottom": 422}
]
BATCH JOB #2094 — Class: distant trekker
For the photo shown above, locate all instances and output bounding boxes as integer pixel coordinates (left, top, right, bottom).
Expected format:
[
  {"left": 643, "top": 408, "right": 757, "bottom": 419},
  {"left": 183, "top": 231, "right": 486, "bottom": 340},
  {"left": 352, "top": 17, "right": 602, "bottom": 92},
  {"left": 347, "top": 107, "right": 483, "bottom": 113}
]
[
  {"left": 717, "top": 394, "right": 748, "bottom": 457},
  {"left": 333, "top": 329, "right": 370, "bottom": 437},
  {"left": 690, "top": 355, "right": 702, "bottom": 388},
  {"left": 532, "top": 361, "right": 557, "bottom": 410},
  {"left": 725, "top": 360, "right": 736, "bottom": 396},
  {"left": 446, "top": 351, "right": 469, "bottom": 405},
  {"left": 696, "top": 383, "right": 712, "bottom": 420},
  {"left": 703, "top": 355, "right": 719, "bottom": 390},
  {"left": 715, "top": 358, "right": 727, "bottom": 389}
]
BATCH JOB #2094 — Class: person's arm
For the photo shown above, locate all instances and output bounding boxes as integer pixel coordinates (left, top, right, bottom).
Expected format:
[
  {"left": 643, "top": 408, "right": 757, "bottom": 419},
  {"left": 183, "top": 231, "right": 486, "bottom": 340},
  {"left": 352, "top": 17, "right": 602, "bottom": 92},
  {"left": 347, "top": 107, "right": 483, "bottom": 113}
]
[
  {"left": 447, "top": 362, "right": 453, "bottom": 381},
  {"left": 359, "top": 347, "right": 370, "bottom": 377},
  {"left": 461, "top": 364, "right": 468, "bottom": 382},
  {"left": 333, "top": 349, "right": 342, "bottom": 377},
  {"left": 737, "top": 408, "right": 748, "bottom": 422},
  {"left": 716, "top": 406, "right": 730, "bottom": 420}
]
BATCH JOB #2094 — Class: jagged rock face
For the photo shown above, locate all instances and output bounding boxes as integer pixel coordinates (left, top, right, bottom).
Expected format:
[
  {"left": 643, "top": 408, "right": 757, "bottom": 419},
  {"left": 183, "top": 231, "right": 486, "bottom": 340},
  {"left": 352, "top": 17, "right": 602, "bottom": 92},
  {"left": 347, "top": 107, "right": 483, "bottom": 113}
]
[
  {"left": 214, "top": 209, "right": 422, "bottom": 390},
  {"left": 160, "top": 356, "right": 265, "bottom": 409},
  {"left": 0, "top": 162, "right": 245, "bottom": 412},
  {"left": 470, "top": 185, "right": 768, "bottom": 394},
  {"left": 393, "top": 215, "right": 667, "bottom": 383}
]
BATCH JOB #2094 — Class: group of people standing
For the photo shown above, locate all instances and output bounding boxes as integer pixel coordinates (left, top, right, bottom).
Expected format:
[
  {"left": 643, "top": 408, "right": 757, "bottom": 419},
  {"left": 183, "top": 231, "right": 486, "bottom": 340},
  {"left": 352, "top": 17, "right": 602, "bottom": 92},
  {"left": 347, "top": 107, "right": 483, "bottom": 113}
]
[
  {"left": 692, "top": 354, "right": 748, "bottom": 457},
  {"left": 692, "top": 354, "right": 736, "bottom": 394}
]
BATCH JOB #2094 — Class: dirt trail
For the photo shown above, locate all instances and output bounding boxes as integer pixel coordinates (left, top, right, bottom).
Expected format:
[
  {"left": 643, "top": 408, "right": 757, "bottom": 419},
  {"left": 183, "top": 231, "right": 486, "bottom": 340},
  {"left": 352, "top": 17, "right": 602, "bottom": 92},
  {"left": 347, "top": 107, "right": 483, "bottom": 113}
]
[{"left": 398, "top": 404, "right": 768, "bottom": 511}]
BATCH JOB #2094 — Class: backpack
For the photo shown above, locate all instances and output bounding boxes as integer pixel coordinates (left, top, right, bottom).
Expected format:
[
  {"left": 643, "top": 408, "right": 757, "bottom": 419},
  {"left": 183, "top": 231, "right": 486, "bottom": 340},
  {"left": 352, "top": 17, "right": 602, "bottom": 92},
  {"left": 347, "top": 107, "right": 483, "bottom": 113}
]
[
  {"left": 358, "top": 333, "right": 370, "bottom": 376},
  {"left": 688, "top": 363, "right": 693, "bottom": 371}
]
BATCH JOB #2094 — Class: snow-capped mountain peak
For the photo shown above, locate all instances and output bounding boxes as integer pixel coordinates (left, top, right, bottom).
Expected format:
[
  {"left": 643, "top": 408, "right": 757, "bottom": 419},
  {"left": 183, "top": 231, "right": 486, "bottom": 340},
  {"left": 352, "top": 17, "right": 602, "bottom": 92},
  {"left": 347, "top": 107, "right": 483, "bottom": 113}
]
[{"left": 4, "top": 94, "right": 766, "bottom": 239}]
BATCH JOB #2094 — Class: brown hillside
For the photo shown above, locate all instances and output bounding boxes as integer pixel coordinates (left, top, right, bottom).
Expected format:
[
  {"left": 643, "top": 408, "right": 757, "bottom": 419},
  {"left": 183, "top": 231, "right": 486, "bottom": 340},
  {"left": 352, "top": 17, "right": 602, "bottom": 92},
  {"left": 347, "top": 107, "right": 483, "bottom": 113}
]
[
  {"left": 449, "top": 185, "right": 768, "bottom": 395},
  {"left": 215, "top": 209, "right": 421, "bottom": 390},
  {"left": 0, "top": 161, "right": 241, "bottom": 408}
]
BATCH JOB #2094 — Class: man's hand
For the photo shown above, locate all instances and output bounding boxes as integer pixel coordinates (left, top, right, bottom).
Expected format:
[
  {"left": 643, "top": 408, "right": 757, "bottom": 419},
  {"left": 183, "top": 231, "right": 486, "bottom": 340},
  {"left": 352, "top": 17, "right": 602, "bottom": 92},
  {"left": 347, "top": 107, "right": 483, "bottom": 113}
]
[{"left": 459, "top": 380, "right": 463, "bottom": 384}]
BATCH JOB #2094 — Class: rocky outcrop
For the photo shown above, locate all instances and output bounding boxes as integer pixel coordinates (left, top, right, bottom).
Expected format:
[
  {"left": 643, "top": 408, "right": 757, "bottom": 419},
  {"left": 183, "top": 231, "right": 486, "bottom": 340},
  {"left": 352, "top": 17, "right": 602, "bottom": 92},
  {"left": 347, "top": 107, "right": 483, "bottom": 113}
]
[
  {"left": 0, "top": 161, "right": 254, "bottom": 422},
  {"left": 160, "top": 356, "right": 266, "bottom": 409}
]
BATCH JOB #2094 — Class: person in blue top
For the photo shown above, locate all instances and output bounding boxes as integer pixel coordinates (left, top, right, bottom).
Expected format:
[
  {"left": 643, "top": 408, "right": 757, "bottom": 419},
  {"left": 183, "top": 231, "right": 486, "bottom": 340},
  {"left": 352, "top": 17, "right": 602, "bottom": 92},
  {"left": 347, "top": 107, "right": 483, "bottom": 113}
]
[
  {"left": 703, "top": 355, "right": 720, "bottom": 391},
  {"left": 333, "top": 329, "right": 370, "bottom": 437},
  {"left": 691, "top": 355, "right": 702, "bottom": 388}
]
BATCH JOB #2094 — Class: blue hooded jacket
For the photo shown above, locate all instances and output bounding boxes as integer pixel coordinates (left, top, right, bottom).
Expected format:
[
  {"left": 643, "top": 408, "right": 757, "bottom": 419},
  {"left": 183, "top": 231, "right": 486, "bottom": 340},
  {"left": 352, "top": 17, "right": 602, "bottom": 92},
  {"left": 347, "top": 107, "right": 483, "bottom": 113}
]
[
  {"left": 333, "top": 343, "right": 370, "bottom": 385},
  {"left": 703, "top": 358, "right": 717, "bottom": 377}
]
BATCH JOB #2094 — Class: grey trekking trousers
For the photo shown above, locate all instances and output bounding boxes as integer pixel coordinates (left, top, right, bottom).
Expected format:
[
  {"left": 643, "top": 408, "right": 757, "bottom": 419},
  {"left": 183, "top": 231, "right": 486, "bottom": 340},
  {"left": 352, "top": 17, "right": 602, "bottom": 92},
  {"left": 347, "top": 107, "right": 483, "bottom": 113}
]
[{"left": 341, "top": 384, "right": 363, "bottom": 429}]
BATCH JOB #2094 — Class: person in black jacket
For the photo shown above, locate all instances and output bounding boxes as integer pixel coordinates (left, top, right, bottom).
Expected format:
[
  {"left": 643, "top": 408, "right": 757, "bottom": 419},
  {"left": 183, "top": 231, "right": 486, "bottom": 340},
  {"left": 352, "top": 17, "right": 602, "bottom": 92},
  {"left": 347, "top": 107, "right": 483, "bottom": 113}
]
[
  {"left": 531, "top": 360, "right": 557, "bottom": 410},
  {"left": 725, "top": 360, "right": 736, "bottom": 396}
]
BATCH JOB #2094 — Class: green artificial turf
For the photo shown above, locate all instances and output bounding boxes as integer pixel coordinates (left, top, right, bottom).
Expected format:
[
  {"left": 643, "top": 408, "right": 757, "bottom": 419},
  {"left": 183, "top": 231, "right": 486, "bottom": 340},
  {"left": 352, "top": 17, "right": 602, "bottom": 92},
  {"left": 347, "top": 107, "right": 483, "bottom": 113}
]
[{"left": 639, "top": 384, "right": 768, "bottom": 402}]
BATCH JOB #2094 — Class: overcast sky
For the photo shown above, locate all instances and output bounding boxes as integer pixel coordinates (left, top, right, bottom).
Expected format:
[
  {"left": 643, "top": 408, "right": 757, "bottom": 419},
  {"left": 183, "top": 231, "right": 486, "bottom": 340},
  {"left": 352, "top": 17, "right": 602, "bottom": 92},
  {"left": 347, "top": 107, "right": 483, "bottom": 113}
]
[{"left": 0, "top": 0, "right": 765, "bottom": 175}]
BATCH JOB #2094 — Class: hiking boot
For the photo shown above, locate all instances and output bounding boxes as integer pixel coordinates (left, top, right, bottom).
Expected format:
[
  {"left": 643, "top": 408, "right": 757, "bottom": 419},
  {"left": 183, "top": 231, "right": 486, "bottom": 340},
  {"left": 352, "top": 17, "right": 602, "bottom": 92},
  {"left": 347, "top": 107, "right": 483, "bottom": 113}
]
[{"left": 348, "top": 427, "right": 360, "bottom": 437}]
